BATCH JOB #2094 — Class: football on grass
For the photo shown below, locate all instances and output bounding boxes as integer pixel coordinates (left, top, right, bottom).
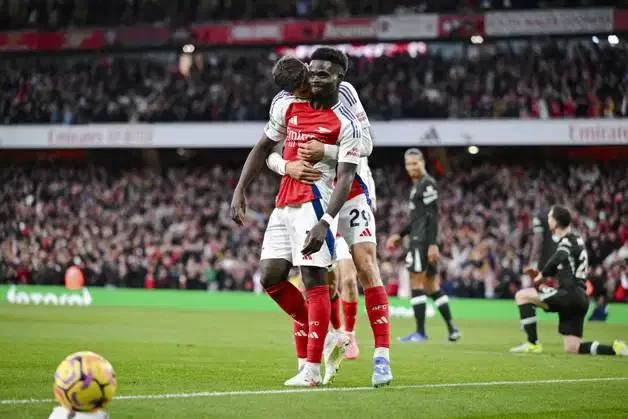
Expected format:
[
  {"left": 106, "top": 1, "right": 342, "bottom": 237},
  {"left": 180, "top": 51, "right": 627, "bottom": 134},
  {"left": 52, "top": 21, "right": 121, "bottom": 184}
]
[{"left": 54, "top": 351, "right": 117, "bottom": 412}]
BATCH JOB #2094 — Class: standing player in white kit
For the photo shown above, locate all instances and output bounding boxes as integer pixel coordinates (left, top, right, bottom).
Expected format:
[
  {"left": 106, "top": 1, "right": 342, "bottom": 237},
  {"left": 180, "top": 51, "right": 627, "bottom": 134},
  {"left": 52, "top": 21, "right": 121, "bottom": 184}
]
[
  {"left": 232, "top": 48, "right": 364, "bottom": 387},
  {"left": 265, "top": 52, "right": 390, "bottom": 386}
]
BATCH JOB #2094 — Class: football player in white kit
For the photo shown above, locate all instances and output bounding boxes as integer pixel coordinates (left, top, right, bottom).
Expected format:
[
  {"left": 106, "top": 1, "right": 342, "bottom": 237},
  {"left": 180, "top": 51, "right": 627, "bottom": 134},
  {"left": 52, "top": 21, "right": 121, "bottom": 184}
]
[
  {"left": 232, "top": 48, "right": 391, "bottom": 387},
  {"left": 265, "top": 54, "right": 390, "bottom": 386},
  {"left": 232, "top": 49, "right": 362, "bottom": 387}
]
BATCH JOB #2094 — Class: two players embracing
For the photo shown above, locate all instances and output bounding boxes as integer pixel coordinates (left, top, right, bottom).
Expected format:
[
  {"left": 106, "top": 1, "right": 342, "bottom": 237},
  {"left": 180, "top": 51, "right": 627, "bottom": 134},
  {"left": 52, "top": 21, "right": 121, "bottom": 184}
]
[{"left": 230, "top": 48, "right": 392, "bottom": 387}]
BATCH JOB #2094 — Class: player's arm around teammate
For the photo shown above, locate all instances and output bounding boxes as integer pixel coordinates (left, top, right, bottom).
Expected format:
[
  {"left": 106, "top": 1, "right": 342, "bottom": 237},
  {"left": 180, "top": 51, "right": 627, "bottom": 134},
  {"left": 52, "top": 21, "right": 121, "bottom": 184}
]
[
  {"left": 293, "top": 81, "right": 381, "bottom": 295},
  {"left": 298, "top": 139, "right": 378, "bottom": 339},
  {"left": 264, "top": 57, "right": 360, "bottom": 360},
  {"left": 293, "top": 83, "right": 385, "bottom": 277},
  {"left": 283, "top": 133, "right": 371, "bottom": 361},
  {"left": 265, "top": 53, "right": 392, "bottom": 386},
  {"left": 265, "top": 56, "right": 373, "bottom": 310},
  {"left": 266, "top": 56, "right": 374, "bottom": 185},
  {"left": 299, "top": 140, "right": 381, "bottom": 285},
  {"left": 232, "top": 50, "right": 367, "bottom": 387},
  {"left": 295, "top": 105, "right": 392, "bottom": 381}
]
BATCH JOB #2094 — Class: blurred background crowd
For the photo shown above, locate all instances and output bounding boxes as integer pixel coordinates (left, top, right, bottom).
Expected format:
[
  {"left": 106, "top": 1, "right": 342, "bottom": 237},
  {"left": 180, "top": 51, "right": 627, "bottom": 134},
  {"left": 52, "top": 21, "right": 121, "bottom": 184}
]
[
  {"left": 3, "top": 39, "right": 628, "bottom": 124},
  {"left": 1, "top": 150, "right": 627, "bottom": 302},
  {"left": 1, "top": 0, "right": 627, "bottom": 305}
]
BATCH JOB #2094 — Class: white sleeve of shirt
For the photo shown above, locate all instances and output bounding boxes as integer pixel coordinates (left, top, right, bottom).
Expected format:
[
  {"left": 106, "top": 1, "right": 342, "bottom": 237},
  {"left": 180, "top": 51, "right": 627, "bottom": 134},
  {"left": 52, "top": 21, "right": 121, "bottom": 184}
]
[
  {"left": 263, "top": 92, "right": 292, "bottom": 143},
  {"left": 323, "top": 143, "right": 339, "bottom": 161},
  {"left": 336, "top": 108, "right": 361, "bottom": 166},
  {"left": 339, "top": 81, "right": 372, "bottom": 157},
  {"left": 323, "top": 140, "right": 370, "bottom": 160},
  {"left": 339, "top": 82, "right": 370, "bottom": 128},
  {"left": 266, "top": 141, "right": 287, "bottom": 176}
]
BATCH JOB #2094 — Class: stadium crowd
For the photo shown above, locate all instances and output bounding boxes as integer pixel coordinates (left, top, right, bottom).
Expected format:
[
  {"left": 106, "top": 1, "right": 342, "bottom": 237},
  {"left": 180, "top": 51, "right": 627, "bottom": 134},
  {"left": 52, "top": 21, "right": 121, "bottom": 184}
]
[
  {"left": 2, "top": 39, "right": 628, "bottom": 125},
  {"left": 1, "top": 157, "right": 627, "bottom": 302},
  {"left": 0, "top": 40, "right": 628, "bottom": 124},
  {"left": 0, "top": 0, "right": 611, "bottom": 29}
]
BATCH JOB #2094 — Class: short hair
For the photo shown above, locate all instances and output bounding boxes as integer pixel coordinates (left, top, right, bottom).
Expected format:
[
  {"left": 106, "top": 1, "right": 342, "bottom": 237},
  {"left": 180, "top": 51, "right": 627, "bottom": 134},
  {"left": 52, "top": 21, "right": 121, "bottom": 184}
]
[
  {"left": 272, "top": 56, "right": 307, "bottom": 92},
  {"left": 310, "top": 47, "right": 348, "bottom": 74},
  {"left": 551, "top": 205, "right": 571, "bottom": 228},
  {"left": 404, "top": 148, "right": 423, "bottom": 160}
]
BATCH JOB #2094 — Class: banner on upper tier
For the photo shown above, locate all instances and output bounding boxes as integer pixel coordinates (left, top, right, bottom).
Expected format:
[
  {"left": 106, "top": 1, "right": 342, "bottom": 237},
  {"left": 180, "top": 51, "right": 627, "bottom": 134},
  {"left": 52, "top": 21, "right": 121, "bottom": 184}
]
[
  {"left": 0, "top": 29, "right": 105, "bottom": 51},
  {"left": 485, "top": 8, "right": 613, "bottom": 36},
  {"left": 439, "top": 14, "right": 484, "bottom": 38},
  {"left": 1, "top": 119, "right": 628, "bottom": 148},
  {"left": 192, "top": 18, "right": 379, "bottom": 45},
  {"left": 0, "top": 8, "right": 624, "bottom": 51},
  {"left": 104, "top": 26, "right": 192, "bottom": 47},
  {"left": 375, "top": 15, "right": 439, "bottom": 40}
]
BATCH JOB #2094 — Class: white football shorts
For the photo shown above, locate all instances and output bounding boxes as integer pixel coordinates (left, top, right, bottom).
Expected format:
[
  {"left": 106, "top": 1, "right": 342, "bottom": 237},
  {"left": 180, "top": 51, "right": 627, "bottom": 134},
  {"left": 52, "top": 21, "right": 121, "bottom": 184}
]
[
  {"left": 337, "top": 194, "right": 376, "bottom": 247},
  {"left": 335, "top": 236, "right": 352, "bottom": 261},
  {"left": 261, "top": 198, "right": 337, "bottom": 267}
]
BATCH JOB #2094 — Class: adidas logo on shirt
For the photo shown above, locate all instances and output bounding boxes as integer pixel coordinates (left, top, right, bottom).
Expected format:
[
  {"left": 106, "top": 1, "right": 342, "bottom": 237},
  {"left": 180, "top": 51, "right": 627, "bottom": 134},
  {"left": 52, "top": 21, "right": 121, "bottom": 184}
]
[{"left": 288, "top": 116, "right": 298, "bottom": 125}]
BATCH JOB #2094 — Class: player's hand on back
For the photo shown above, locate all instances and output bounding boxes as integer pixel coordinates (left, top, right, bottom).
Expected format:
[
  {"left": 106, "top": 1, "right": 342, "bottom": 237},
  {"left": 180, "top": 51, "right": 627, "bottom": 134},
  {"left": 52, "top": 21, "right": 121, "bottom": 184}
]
[
  {"left": 230, "top": 190, "right": 247, "bottom": 226},
  {"left": 302, "top": 221, "right": 328, "bottom": 256},
  {"left": 428, "top": 244, "right": 440, "bottom": 263},
  {"left": 386, "top": 234, "right": 401, "bottom": 250},
  {"left": 298, "top": 140, "right": 325, "bottom": 162},
  {"left": 285, "top": 161, "right": 322, "bottom": 184}
]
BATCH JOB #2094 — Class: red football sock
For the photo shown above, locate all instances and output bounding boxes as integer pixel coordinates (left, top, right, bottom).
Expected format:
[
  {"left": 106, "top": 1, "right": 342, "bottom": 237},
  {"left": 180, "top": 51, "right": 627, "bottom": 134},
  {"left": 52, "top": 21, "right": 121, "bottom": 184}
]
[
  {"left": 341, "top": 299, "right": 358, "bottom": 333},
  {"left": 265, "top": 281, "right": 308, "bottom": 326},
  {"left": 306, "top": 285, "right": 331, "bottom": 363},
  {"left": 364, "top": 286, "right": 390, "bottom": 348},
  {"left": 293, "top": 320, "right": 308, "bottom": 359},
  {"left": 330, "top": 296, "right": 342, "bottom": 330}
]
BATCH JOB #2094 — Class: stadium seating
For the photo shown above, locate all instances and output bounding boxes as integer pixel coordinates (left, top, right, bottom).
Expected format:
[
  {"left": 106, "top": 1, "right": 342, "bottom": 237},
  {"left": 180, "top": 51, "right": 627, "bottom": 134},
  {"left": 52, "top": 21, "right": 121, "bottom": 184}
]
[
  {"left": 2, "top": 39, "right": 627, "bottom": 125},
  {"left": 1, "top": 1, "right": 626, "bottom": 302},
  {"left": 1, "top": 157, "right": 626, "bottom": 301}
]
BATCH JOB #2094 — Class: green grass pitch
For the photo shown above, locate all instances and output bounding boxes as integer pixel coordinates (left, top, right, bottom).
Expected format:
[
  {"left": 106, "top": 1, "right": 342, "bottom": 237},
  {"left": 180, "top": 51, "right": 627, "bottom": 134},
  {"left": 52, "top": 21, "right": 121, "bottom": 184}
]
[{"left": 0, "top": 302, "right": 627, "bottom": 418}]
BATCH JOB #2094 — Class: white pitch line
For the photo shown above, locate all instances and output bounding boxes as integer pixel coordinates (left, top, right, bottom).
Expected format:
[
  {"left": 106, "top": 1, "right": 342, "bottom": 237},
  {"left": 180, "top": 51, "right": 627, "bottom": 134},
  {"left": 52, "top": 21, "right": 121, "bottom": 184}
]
[{"left": 1, "top": 377, "right": 626, "bottom": 406}]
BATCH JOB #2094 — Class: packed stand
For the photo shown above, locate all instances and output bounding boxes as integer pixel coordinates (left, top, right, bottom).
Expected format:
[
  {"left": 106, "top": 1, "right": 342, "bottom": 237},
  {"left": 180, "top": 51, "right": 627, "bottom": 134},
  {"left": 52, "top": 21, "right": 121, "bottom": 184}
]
[
  {"left": 0, "top": 162, "right": 278, "bottom": 291},
  {"left": 378, "top": 160, "right": 628, "bottom": 302},
  {"left": 0, "top": 0, "right": 612, "bottom": 30},
  {"left": 0, "top": 54, "right": 277, "bottom": 124},
  {"left": 1, "top": 158, "right": 626, "bottom": 302},
  {"left": 3, "top": 39, "right": 628, "bottom": 125}
]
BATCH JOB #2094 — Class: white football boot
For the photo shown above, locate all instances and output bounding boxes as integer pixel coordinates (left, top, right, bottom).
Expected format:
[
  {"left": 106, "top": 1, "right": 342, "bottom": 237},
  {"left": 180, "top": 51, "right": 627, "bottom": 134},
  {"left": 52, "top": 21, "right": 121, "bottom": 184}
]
[
  {"left": 284, "top": 363, "right": 322, "bottom": 387},
  {"left": 322, "top": 330, "right": 350, "bottom": 385}
]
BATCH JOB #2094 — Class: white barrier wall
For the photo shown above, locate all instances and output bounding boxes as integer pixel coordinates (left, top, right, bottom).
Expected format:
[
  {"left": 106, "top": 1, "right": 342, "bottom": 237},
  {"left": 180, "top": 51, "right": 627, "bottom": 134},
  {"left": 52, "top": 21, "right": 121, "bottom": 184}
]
[{"left": 1, "top": 119, "right": 627, "bottom": 148}]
